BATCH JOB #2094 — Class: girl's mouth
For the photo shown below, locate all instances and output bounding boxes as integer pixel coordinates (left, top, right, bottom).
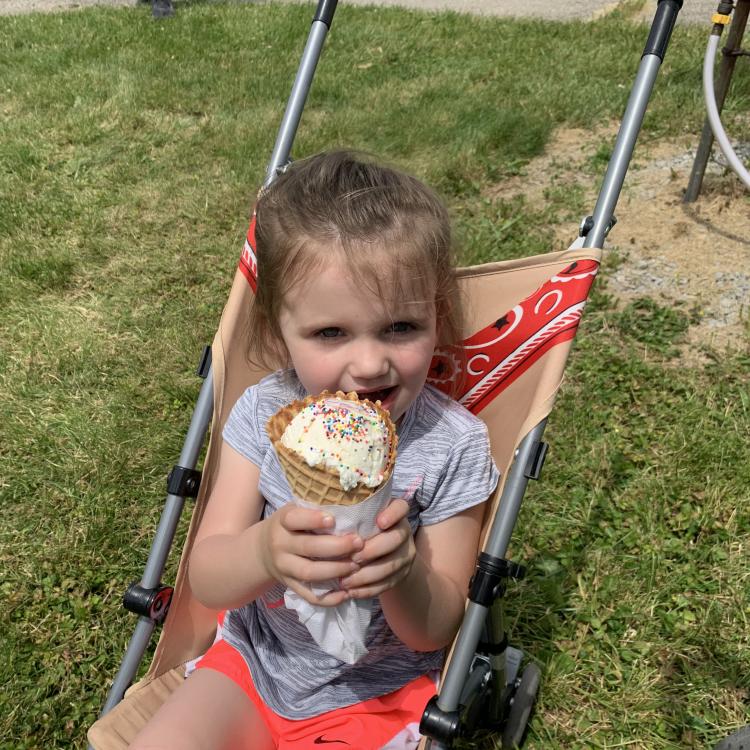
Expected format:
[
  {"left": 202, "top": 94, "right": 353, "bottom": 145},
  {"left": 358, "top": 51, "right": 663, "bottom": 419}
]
[{"left": 358, "top": 386, "right": 397, "bottom": 409}]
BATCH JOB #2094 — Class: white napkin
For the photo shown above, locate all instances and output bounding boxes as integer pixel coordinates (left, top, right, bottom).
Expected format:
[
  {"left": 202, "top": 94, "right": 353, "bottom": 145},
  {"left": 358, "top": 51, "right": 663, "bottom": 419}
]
[{"left": 283, "top": 477, "right": 393, "bottom": 664}]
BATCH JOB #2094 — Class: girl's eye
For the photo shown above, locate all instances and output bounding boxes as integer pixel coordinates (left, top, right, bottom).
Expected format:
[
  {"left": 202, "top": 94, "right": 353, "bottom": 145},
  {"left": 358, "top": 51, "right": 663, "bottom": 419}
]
[
  {"left": 388, "top": 321, "right": 416, "bottom": 335},
  {"left": 315, "top": 327, "right": 343, "bottom": 339}
]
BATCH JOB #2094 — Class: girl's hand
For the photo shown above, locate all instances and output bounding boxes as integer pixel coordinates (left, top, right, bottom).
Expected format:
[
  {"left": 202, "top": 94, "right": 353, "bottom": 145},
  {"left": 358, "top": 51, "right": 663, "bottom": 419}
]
[
  {"left": 260, "top": 505, "right": 363, "bottom": 607},
  {"left": 340, "top": 499, "right": 415, "bottom": 599}
]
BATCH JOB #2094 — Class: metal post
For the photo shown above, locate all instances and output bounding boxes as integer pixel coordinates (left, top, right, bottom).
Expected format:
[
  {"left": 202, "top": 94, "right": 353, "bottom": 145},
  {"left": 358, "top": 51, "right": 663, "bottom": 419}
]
[{"left": 684, "top": 1, "right": 750, "bottom": 202}]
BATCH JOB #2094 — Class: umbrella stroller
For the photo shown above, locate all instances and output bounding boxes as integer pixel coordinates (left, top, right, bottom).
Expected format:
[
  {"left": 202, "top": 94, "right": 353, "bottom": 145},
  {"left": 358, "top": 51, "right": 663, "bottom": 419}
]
[{"left": 88, "top": 1, "right": 684, "bottom": 748}]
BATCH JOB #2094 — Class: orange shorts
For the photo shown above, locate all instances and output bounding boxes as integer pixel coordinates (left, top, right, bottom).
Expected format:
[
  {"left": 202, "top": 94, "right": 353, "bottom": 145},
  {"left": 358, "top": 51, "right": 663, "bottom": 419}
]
[{"left": 194, "top": 637, "right": 437, "bottom": 750}]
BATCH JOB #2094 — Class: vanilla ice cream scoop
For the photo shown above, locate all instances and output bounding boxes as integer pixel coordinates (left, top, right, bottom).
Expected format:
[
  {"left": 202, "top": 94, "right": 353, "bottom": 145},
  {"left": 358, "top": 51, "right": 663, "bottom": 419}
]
[
  {"left": 280, "top": 396, "right": 391, "bottom": 491},
  {"left": 267, "top": 390, "right": 397, "bottom": 506}
]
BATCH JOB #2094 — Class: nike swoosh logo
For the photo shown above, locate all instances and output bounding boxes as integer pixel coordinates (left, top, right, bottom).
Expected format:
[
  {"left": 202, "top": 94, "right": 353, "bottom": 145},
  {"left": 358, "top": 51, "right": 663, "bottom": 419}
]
[{"left": 313, "top": 737, "right": 349, "bottom": 745}]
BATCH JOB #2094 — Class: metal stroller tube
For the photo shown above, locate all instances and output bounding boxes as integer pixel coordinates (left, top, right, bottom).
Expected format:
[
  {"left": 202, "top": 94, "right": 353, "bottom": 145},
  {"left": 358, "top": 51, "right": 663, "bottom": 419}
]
[
  {"left": 583, "top": 0, "right": 682, "bottom": 249},
  {"left": 265, "top": 0, "right": 338, "bottom": 184},
  {"left": 95, "top": 372, "right": 215, "bottom": 725},
  {"left": 583, "top": 55, "right": 662, "bottom": 249},
  {"left": 436, "top": 421, "right": 548, "bottom": 711},
  {"left": 423, "top": 4, "right": 683, "bottom": 748},
  {"left": 93, "top": 1, "right": 339, "bottom": 737},
  {"left": 704, "top": 30, "right": 750, "bottom": 189}
]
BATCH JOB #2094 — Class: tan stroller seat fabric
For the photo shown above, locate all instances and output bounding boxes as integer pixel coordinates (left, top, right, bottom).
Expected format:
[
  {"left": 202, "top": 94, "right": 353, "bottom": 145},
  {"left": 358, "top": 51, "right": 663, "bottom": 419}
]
[{"left": 89, "top": 241, "right": 602, "bottom": 750}]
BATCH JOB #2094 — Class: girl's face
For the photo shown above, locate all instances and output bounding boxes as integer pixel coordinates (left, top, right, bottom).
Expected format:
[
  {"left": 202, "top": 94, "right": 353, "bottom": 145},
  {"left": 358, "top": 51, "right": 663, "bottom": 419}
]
[{"left": 278, "top": 256, "right": 438, "bottom": 422}]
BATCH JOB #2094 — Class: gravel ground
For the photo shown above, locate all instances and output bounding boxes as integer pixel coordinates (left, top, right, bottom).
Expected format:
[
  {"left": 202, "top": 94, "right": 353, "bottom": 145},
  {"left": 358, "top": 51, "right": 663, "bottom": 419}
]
[
  {"left": 0, "top": 0, "right": 720, "bottom": 24},
  {"left": 489, "top": 124, "right": 750, "bottom": 351}
]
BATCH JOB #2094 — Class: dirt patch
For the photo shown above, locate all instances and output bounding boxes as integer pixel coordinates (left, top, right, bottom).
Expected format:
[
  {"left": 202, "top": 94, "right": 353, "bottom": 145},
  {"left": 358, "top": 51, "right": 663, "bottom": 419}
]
[{"left": 488, "top": 125, "right": 750, "bottom": 354}]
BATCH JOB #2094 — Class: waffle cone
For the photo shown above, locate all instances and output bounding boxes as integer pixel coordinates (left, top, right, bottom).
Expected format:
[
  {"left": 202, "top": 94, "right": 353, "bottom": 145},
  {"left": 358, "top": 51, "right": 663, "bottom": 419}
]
[{"left": 267, "top": 391, "right": 398, "bottom": 506}]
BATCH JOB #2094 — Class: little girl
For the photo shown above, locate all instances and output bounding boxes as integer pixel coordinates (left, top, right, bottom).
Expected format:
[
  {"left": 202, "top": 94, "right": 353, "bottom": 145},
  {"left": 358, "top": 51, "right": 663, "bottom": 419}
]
[{"left": 130, "top": 151, "right": 499, "bottom": 750}]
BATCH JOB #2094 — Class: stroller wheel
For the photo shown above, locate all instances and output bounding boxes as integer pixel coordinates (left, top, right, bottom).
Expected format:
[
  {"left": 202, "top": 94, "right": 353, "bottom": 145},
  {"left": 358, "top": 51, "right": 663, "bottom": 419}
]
[
  {"left": 501, "top": 663, "right": 541, "bottom": 750},
  {"left": 460, "top": 658, "right": 492, "bottom": 733},
  {"left": 714, "top": 726, "right": 750, "bottom": 750}
]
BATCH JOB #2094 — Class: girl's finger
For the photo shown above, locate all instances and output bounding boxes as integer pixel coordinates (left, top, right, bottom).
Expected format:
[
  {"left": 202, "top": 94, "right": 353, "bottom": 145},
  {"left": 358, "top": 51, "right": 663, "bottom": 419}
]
[
  {"left": 294, "top": 532, "right": 363, "bottom": 561},
  {"left": 284, "top": 554, "right": 360, "bottom": 584},
  {"left": 352, "top": 525, "right": 409, "bottom": 565},
  {"left": 344, "top": 576, "right": 402, "bottom": 600},
  {"left": 376, "top": 499, "right": 410, "bottom": 531},
  {"left": 285, "top": 579, "right": 349, "bottom": 608},
  {"left": 281, "top": 506, "right": 335, "bottom": 532},
  {"left": 341, "top": 555, "right": 407, "bottom": 591}
]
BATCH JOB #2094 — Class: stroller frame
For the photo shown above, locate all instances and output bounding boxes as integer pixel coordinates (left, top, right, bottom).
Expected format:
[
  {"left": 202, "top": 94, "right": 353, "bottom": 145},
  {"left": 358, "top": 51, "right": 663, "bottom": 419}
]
[{"left": 92, "top": 2, "right": 684, "bottom": 748}]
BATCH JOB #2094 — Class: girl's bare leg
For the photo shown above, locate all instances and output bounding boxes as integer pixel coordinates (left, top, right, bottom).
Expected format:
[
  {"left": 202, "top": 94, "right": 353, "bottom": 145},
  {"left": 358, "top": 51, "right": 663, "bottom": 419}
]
[{"left": 129, "top": 668, "right": 275, "bottom": 750}]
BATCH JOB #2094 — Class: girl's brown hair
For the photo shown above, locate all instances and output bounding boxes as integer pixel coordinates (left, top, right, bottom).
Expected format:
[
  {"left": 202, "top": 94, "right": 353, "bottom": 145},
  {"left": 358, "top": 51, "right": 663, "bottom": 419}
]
[{"left": 246, "top": 150, "right": 463, "bottom": 369}]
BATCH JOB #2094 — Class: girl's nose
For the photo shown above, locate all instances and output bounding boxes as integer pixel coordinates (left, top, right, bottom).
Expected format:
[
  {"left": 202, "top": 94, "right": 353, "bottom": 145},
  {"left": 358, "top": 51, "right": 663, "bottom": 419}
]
[{"left": 349, "top": 340, "right": 389, "bottom": 380}]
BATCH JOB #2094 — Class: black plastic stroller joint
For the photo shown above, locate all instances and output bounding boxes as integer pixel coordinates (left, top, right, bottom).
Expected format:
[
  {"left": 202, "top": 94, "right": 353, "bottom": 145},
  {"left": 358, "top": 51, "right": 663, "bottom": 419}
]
[
  {"left": 167, "top": 465, "right": 202, "bottom": 499},
  {"left": 477, "top": 633, "right": 510, "bottom": 656},
  {"left": 196, "top": 345, "right": 212, "bottom": 379},
  {"left": 123, "top": 582, "right": 173, "bottom": 624},
  {"left": 420, "top": 696, "right": 461, "bottom": 745},
  {"left": 469, "top": 552, "right": 526, "bottom": 608},
  {"left": 477, "top": 630, "right": 509, "bottom": 656},
  {"left": 579, "top": 214, "right": 617, "bottom": 238},
  {"left": 523, "top": 440, "right": 549, "bottom": 481}
]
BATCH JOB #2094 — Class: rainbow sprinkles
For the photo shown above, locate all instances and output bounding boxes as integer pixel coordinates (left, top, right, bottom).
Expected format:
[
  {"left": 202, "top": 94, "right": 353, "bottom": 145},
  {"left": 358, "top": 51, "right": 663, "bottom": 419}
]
[{"left": 281, "top": 397, "right": 391, "bottom": 491}]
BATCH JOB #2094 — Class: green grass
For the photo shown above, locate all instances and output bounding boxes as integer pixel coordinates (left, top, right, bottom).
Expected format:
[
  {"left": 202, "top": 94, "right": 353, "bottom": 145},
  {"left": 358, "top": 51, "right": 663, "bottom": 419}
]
[{"left": 1, "top": 2, "right": 749, "bottom": 748}]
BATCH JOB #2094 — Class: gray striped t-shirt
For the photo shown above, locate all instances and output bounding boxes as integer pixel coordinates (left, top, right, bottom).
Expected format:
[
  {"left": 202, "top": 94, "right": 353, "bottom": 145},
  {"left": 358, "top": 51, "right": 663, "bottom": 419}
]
[{"left": 221, "top": 369, "right": 499, "bottom": 719}]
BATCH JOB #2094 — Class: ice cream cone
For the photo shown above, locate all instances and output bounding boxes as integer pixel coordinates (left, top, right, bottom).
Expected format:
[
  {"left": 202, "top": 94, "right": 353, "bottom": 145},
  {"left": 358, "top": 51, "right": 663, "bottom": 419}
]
[{"left": 267, "top": 391, "right": 397, "bottom": 506}]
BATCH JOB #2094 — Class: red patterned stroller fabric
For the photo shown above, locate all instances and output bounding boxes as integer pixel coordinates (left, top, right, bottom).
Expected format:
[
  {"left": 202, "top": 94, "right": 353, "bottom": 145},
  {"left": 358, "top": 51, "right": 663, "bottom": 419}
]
[
  {"left": 428, "top": 259, "right": 599, "bottom": 415},
  {"left": 239, "top": 216, "right": 599, "bottom": 417},
  {"left": 239, "top": 214, "right": 259, "bottom": 293}
]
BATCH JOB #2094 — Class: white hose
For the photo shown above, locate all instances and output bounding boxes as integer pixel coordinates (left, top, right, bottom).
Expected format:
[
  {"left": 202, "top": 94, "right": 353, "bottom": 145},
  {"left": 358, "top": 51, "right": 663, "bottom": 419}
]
[{"left": 703, "top": 32, "right": 750, "bottom": 190}]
